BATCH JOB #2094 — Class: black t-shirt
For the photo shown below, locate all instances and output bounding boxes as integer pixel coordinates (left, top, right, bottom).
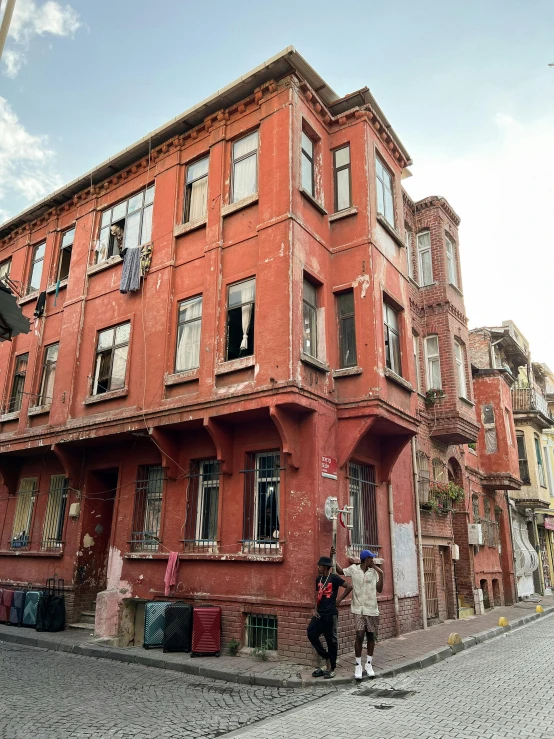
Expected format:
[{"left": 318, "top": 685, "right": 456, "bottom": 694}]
[{"left": 315, "top": 573, "right": 346, "bottom": 616}]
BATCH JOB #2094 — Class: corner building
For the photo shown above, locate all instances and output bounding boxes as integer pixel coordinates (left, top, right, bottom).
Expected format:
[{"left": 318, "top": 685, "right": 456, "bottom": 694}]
[{"left": 0, "top": 48, "right": 487, "bottom": 659}]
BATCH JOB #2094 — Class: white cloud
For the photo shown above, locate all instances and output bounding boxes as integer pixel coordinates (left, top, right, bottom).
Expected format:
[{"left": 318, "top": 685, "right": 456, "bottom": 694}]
[
  {"left": 404, "top": 111, "right": 554, "bottom": 367},
  {"left": 0, "top": 96, "right": 62, "bottom": 221},
  {"left": 1, "top": 0, "right": 80, "bottom": 78}
]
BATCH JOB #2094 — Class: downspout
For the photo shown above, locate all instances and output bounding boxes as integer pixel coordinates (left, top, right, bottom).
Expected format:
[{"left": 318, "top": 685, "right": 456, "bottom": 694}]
[
  {"left": 387, "top": 481, "right": 400, "bottom": 636},
  {"left": 411, "top": 438, "right": 428, "bottom": 629}
]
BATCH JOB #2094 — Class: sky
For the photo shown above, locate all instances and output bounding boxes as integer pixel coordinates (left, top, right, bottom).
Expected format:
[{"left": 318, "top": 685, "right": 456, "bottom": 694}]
[{"left": 1, "top": 0, "right": 553, "bottom": 365}]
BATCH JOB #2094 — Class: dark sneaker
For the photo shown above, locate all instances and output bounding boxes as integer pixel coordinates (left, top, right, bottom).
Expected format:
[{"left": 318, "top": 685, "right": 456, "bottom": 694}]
[
  {"left": 312, "top": 668, "right": 326, "bottom": 678},
  {"left": 323, "top": 670, "right": 336, "bottom": 679}
]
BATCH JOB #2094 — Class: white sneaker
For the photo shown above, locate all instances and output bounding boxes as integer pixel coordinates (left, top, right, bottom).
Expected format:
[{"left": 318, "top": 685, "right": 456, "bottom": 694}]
[
  {"left": 365, "top": 662, "right": 375, "bottom": 677},
  {"left": 354, "top": 663, "right": 363, "bottom": 680}
]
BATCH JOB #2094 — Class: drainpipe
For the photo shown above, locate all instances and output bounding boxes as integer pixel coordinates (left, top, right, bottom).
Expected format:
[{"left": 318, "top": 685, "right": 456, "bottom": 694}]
[
  {"left": 388, "top": 481, "right": 400, "bottom": 636},
  {"left": 411, "top": 438, "right": 428, "bottom": 629}
]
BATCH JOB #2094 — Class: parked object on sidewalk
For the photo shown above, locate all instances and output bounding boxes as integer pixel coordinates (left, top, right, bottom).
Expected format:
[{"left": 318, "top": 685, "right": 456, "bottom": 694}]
[
  {"left": 22, "top": 591, "right": 42, "bottom": 627},
  {"left": 0, "top": 589, "right": 14, "bottom": 623},
  {"left": 163, "top": 602, "right": 193, "bottom": 653},
  {"left": 143, "top": 601, "right": 171, "bottom": 649},
  {"left": 191, "top": 605, "right": 221, "bottom": 657},
  {"left": 9, "top": 590, "right": 25, "bottom": 625},
  {"left": 36, "top": 579, "right": 65, "bottom": 632}
]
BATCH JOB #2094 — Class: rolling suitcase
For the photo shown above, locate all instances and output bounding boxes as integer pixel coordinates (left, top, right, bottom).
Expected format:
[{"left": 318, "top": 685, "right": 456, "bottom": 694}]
[
  {"left": 163, "top": 602, "right": 193, "bottom": 653},
  {"left": 0, "top": 588, "right": 14, "bottom": 623},
  {"left": 143, "top": 601, "right": 171, "bottom": 649},
  {"left": 22, "top": 591, "right": 42, "bottom": 627},
  {"left": 191, "top": 605, "right": 221, "bottom": 657},
  {"left": 36, "top": 578, "right": 65, "bottom": 632},
  {"left": 9, "top": 590, "right": 25, "bottom": 625}
]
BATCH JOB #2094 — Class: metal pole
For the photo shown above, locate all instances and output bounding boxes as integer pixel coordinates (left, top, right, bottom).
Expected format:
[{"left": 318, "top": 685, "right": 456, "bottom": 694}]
[
  {"left": 411, "top": 438, "right": 428, "bottom": 628},
  {"left": 0, "top": 0, "right": 16, "bottom": 63},
  {"left": 388, "top": 482, "right": 400, "bottom": 636},
  {"left": 332, "top": 514, "right": 337, "bottom": 574}
]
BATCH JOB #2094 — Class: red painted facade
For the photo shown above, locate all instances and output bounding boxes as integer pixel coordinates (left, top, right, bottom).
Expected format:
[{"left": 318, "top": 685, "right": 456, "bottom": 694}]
[{"left": 0, "top": 49, "right": 520, "bottom": 657}]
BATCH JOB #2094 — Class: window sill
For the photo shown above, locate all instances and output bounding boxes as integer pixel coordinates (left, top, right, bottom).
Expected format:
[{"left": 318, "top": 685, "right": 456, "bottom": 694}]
[
  {"left": 124, "top": 551, "right": 284, "bottom": 562},
  {"left": 384, "top": 367, "right": 413, "bottom": 392},
  {"left": 449, "top": 282, "right": 464, "bottom": 297},
  {"left": 87, "top": 255, "right": 123, "bottom": 276},
  {"left": 221, "top": 194, "right": 259, "bottom": 217},
  {"left": 376, "top": 213, "right": 404, "bottom": 248},
  {"left": 460, "top": 396, "right": 475, "bottom": 408},
  {"left": 46, "top": 280, "right": 68, "bottom": 294},
  {"left": 333, "top": 366, "right": 363, "bottom": 378},
  {"left": 420, "top": 281, "right": 438, "bottom": 288},
  {"left": 0, "top": 411, "right": 20, "bottom": 422},
  {"left": 19, "top": 291, "right": 39, "bottom": 305},
  {"left": 329, "top": 206, "right": 358, "bottom": 222},
  {"left": 174, "top": 218, "right": 207, "bottom": 237},
  {"left": 408, "top": 276, "right": 420, "bottom": 288},
  {"left": 164, "top": 369, "right": 200, "bottom": 386},
  {"left": 83, "top": 387, "right": 128, "bottom": 405},
  {"left": 215, "top": 355, "right": 255, "bottom": 375},
  {"left": 28, "top": 404, "right": 51, "bottom": 417},
  {"left": 0, "top": 549, "right": 63, "bottom": 558},
  {"left": 300, "top": 353, "right": 330, "bottom": 373},
  {"left": 299, "top": 187, "right": 327, "bottom": 215}
]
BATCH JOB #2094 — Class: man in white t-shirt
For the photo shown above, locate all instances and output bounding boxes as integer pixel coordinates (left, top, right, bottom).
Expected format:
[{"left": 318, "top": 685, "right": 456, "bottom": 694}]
[{"left": 332, "top": 547, "right": 384, "bottom": 680}]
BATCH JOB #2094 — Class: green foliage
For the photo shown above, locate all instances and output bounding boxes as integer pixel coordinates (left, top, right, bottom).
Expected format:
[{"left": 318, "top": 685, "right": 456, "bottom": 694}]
[
  {"left": 425, "top": 388, "right": 446, "bottom": 407},
  {"left": 426, "top": 481, "right": 465, "bottom": 513},
  {"left": 252, "top": 643, "right": 269, "bottom": 661},
  {"left": 228, "top": 638, "right": 240, "bottom": 656}
]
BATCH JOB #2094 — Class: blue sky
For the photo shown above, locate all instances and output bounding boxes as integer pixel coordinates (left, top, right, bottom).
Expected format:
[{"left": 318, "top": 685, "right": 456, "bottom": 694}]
[{"left": 1, "top": 0, "right": 553, "bottom": 364}]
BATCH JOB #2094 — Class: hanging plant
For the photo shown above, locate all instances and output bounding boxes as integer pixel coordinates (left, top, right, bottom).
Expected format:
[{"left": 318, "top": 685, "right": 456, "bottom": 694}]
[
  {"left": 425, "top": 388, "right": 446, "bottom": 407},
  {"left": 426, "top": 481, "right": 465, "bottom": 513}
]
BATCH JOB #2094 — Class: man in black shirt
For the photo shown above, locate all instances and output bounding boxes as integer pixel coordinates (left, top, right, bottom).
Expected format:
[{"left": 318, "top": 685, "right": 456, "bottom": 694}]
[{"left": 307, "top": 555, "right": 352, "bottom": 679}]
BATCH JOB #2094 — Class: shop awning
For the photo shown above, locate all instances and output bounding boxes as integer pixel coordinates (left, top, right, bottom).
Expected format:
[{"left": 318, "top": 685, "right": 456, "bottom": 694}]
[{"left": 0, "top": 283, "right": 30, "bottom": 341}]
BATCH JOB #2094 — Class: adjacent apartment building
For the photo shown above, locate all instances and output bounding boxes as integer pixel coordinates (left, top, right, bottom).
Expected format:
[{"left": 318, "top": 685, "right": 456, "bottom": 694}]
[{"left": 0, "top": 48, "right": 529, "bottom": 659}]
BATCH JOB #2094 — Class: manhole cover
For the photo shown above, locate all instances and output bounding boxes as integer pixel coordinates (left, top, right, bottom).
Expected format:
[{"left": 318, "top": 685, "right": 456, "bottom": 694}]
[{"left": 357, "top": 688, "right": 416, "bottom": 699}]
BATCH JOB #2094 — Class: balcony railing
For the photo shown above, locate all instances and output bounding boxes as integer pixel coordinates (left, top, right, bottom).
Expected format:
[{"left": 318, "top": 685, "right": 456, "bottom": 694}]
[{"left": 512, "top": 385, "right": 552, "bottom": 418}]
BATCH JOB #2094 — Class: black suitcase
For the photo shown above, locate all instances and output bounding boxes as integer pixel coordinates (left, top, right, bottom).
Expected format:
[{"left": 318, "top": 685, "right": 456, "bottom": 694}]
[
  {"left": 9, "top": 590, "right": 25, "bottom": 625},
  {"left": 36, "top": 578, "right": 65, "bottom": 632},
  {"left": 163, "top": 602, "right": 193, "bottom": 653}
]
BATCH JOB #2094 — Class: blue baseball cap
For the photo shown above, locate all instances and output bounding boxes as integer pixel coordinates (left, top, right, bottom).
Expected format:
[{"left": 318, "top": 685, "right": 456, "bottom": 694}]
[{"left": 360, "top": 549, "right": 377, "bottom": 561}]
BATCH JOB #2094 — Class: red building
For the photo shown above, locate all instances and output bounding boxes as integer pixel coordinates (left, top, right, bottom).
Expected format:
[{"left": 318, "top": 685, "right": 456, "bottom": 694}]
[{"left": 0, "top": 48, "right": 519, "bottom": 659}]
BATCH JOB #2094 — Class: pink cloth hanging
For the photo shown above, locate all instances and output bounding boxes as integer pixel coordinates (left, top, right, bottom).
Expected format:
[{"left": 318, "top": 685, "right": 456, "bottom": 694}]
[{"left": 164, "top": 551, "right": 179, "bottom": 596}]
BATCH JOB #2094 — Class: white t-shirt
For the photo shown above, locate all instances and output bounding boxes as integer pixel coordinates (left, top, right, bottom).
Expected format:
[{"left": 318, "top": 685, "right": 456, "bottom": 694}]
[{"left": 343, "top": 564, "right": 379, "bottom": 616}]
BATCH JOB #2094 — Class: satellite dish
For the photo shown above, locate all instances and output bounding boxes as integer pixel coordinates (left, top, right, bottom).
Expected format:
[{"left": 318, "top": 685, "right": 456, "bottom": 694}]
[{"left": 324, "top": 496, "right": 338, "bottom": 521}]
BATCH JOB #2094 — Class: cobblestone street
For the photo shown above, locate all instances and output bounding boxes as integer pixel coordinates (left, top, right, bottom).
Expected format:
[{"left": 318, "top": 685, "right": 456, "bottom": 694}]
[
  {"left": 0, "top": 641, "right": 332, "bottom": 739},
  {"left": 225, "top": 614, "right": 554, "bottom": 739}
]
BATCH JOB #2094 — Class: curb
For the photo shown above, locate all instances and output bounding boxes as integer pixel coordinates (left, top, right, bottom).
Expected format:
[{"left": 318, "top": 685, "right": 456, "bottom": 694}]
[{"left": 1, "top": 606, "right": 552, "bottom": 689}]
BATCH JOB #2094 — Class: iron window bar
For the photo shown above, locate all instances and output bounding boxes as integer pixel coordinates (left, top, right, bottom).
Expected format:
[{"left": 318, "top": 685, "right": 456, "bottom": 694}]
[
  {"left": 240, "top": 452, "right": 284, "bottom": 553},
  {"left": 246, "top": 614, "right": 278, "bottom": 651},
  {"left": 41, "top": 475, "right": 68, "bottom": 550},
  {"left": 130, "top": 465, "right": 165, "bottom": 552},
  {"left": 183, "top": 460, "right": 221, "bottom": 551},
  {"left": 347, "top": 462, "right": 379, "bottom": 557}
]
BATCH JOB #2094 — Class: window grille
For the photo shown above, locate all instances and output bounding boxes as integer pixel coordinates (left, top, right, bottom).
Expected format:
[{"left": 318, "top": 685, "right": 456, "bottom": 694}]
[
  {"left": 422, "top": 546, "right": 438, "bottom": 619},
  {"left": 41, "top": 475, "right": 68, "bottom": 549},
  {"left": 184, "top": 460, "right": 220, "bottom": 550},
  {"left": 241, "top": 452, "right": 282, "bottom": 552},
  {"left": 11, "top": 478, "right": 37, "bottom": 550},
  {"left": 348, "top": 462, "right": 378, "bottom": 556},
  {"left": 130, "top": 465, "right": 164, "bottom": 551},
  {"left": 246, "top": 614, "right": 278, "bottom": 650}
]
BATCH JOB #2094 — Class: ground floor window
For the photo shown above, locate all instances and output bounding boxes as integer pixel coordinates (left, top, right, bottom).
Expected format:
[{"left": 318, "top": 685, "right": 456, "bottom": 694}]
[
  {"left": 245, "top": 614, "right": 278, "bottom": 651},
  {"left": 242, "top": 452, "right": 281, "bottom": 552},
  {"left": 184, "top": 460, "right": 220, "bottom": 549},
  {"left": 348, "top": 462, "right": 378, "bottom": 556},
  {"left": 131, "top": 465, "right": 164, "bottom": 551},
  {"left": 11, "top": 478, "right": 37, "bottom": 549},
  {"left": 41, "top": 474, "right": 68, "bottom": 549}
]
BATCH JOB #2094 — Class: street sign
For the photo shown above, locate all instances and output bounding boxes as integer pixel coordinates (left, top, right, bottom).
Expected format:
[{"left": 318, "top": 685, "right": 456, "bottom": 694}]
[{"left": 321, "top": 456, "right": 338, "bottom": 480}]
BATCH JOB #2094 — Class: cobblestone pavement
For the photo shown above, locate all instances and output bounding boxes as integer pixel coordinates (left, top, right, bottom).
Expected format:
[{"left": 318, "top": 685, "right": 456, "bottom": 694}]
[
  {"left": 224, "top": 614, "right": 554, "bottom": 739},
  {"left": 0, "top": 642, "right": 334, "bottom": 739}
]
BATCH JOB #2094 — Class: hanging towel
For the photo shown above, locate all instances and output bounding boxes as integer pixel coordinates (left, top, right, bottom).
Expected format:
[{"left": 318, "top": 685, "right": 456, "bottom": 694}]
[
  {"left": 164, "top": 552, "right": 179, "bottom": 596},
  {"left": 120, "top": 246, "right": 141, "bottom": 293}
]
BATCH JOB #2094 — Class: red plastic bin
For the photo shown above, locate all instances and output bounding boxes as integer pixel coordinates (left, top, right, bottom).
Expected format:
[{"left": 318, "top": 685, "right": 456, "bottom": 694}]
[{"left": 191, "top": 605, "right": 221, "bottom": 657}]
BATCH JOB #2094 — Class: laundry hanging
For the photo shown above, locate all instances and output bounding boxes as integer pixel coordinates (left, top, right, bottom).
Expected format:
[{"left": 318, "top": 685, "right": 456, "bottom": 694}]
[{"left": 120, "top": 247, "right": 141, "bottom": 293}]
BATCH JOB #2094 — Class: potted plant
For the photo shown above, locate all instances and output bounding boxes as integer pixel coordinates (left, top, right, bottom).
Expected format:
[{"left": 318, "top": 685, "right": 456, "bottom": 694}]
[
  {"left": 425, "top": 388, "right": 446, "bottom": 408},
  {"left": 426, "top": 481, "right": 465, "bottom": 513}
]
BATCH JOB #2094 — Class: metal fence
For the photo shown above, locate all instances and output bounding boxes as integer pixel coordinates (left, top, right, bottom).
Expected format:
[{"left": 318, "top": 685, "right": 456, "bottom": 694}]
[
  {"left": 512, "top": 384, "right": 552, "bottom": 418},
  {"left": 41, "top": 475, "right": 68, "bottom": 549},
  {"left": 245, "top": 614, "right": 278, "bottom": 650},
  {"left": 183, "top": 460, "right": 220, "bottom": 551},
  {"left": 422, "top": 546, "right": 439, "bottom": 619},
  {"left": 348, "top": 462, "right": 379, "bottom": 557},
  {"left": 130, "top": 465, "right": 164, "bottom": 552},
  {"left": 240, "top": 452, "right": 282, "bottom": 553}
]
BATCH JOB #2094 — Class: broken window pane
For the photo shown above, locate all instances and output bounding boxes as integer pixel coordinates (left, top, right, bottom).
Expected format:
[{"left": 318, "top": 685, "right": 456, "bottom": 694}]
[{"left": 93, "top": 322, "right": 130, "bottom": 395}]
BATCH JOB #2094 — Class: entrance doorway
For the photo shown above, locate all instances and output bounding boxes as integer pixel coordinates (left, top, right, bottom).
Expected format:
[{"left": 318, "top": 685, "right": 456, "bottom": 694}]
[{"left": 423, "top": 546, "right": 439, "bottom": 620}]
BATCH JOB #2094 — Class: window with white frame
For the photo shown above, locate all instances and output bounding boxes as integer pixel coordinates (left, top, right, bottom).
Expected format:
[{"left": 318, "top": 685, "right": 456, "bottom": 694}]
[
  {"left": 184, "top": 460, "right": 220, "bottom": 547},
  {"left": 383, "top": 301, "right": 402, "bottom": 376},
  {"left": 405, "top": 229, "right": 415, "bottom": 280},
  {"left": 11, "top": 478, "right": 37, "bottom": 549},
  {"left": 417, "top": 231, "right": 433, "bottom": 286},
  {"left": 302, "top": 279, "right": 318, "bottom": 358},
  {"left": 333, "top": 145, "right": 351, "bottom": 211},
  {"left": 445, "top": 234, "right": 458, "bottom": 288},
  {"left": 301, "top": 131, "right": 315, "bottom": 196},
  {"left": 92, "top": 322, "right": 130, "bottom": 395},
  {"left": 175, "top": 296, "right": 202, "bottom": 372},
  {"left": 184, "top": 156, "right": 209, "bottom": 223},
  {"left": 8, "top": 353, "right": 28, "bottom": 413},
  {"left": 41, "top": 475, "right": 68, "bottom": 549},
  {"left": 454, "top": 340, "right": 467, "bottom": 398},
  {"left": 37, "top": 343, "right": 59, "bottom": 406},
  {"left": 28, "top": 242, "right": 45, "bottom": 294},
  {"left": 517, "top": 432, "right": 530, "bottom": 483},
  {"left": 424, "top": 335, "right": 441, "bottom": 389},
  {"left": 96, "top": 185, "right": 154, "bottom": 264},
  {"left": 226, "top": 278, "right": 256, "bottom": 360},
  {"left": 231, "top": 131, "right": 258, "bottom": 203},
  {"left": 131, "top": 465, "right": 164, "bottom": 551},
  {"left": 535, "top": 435, "right": 547, "bottom": 487},
  {"left": 57, "top": 228, "right": 74, "bottom": 282},
  {"left": 413, "top": 333, "right": 421, "bottom": 392},
  {"left": 375, "top": 155, "right": 395, "bottom": 227},
  {"left": 242, "top": 451, "right": 281, "bottom": 551}
]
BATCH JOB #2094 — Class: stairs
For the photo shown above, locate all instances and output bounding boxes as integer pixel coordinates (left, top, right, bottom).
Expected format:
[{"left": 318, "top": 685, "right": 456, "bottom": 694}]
[{"left": 68, "top": 601, "right": 96, "bottom": 632}]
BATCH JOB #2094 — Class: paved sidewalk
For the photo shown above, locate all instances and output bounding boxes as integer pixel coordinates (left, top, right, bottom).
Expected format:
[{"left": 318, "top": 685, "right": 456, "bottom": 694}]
[{"left": 1, "top": 596, "right": 552, "bottom": 688}]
